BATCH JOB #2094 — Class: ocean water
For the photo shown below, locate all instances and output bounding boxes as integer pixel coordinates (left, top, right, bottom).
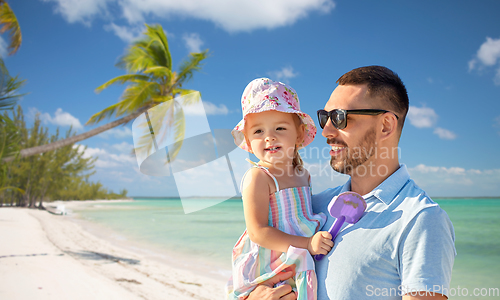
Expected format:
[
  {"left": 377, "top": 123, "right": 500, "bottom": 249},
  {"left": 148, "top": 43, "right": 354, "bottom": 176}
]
[
  {"left": 72, "top": 197, "right": 500, "bottom": 298},
  {"left": 71, "top": 198, "right": 246, "bottom": 275}
]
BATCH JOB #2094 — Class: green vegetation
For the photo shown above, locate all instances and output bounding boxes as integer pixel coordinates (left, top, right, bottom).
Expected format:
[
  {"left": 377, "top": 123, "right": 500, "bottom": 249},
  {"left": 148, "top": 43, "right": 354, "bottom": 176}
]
[
  {"left": 7, "top": 24, "right": 209, "bottom": 161},
  {"left": 0, "top": 14, "right": 208, "bottom": 204},
  {"left": 0, "top": 0, "right": 22, "bottom": 55},
  {"left": 0, "top": 4, "right": 128, "bottom": 206},
  {"left": 0, "top": 106, "right": 128, "bottom": 207}
]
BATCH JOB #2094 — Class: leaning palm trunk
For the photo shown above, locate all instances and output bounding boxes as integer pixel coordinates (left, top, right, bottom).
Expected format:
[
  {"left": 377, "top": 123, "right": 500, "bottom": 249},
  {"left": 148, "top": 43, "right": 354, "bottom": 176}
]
[
  {"left": 3, "top": 24, "right": 207, "bottom": 163},
  {"left": 2, "top": 105, "right": 151, "bottom": 162}
]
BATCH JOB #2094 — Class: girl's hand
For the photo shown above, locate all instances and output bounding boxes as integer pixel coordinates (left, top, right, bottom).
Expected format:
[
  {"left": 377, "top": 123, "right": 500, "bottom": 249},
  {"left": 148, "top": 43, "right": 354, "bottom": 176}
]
[{"left": 306, "top": 231, "right": 334, "bottom": 255}]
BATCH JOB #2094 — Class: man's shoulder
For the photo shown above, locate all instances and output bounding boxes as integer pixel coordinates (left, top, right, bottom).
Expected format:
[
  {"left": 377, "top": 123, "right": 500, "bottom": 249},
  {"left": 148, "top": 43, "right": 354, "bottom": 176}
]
[
  {"left": 398, "top": 178, "right": 436, "bottom": 207},
  {"left": 397, "top": 178, "right": 452, "bottom": 224}
]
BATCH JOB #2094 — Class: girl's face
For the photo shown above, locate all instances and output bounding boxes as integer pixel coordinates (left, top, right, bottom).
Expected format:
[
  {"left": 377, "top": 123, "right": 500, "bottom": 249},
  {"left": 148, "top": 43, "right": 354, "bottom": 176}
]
[{"left": 244, "top": 111, "right": 304, "bottom": 167}]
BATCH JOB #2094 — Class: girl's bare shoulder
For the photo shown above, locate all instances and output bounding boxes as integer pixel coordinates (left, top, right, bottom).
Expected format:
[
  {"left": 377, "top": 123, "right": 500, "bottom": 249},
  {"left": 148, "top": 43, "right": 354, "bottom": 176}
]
[{"left": 242, "top": 167, "right": 276, "bottom": 194}]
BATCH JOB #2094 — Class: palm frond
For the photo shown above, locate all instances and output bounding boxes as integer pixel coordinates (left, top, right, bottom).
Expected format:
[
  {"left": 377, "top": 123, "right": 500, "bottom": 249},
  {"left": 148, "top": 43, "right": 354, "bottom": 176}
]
[
  {"left": 95, "top": 74, "right": 150, "bottom": 93},
  {"left": 0, "top": 114, "right": 19, "bottom": 158},
  {"left": 120, "top": 81, "right": 160, "bottom": 112},
  {"left": 86, "top": 102, "right": 122, "bottom": 125},
  {"left": 116, "top": 41, "right": 155, "bottom": 72},
  {"left": 0, "top": 57, "right": 26, "bottom": 111},
  {"left": 143, "top": 66, "right": 172, "bottom": 80},
  {"left": 132, "top": 99, "right": 175, "bottom": 160},
  {"left": 151, "top": 95, "right": 174, "bottom": 103},
  {"left": 88, "top": 81, "right": 160, "bottom": 125},
  {"left": 0, "top": 2, "right": 21, "bottom": 55},
  {"left": 175, "top": 50, "right": 209, "bottom": 88},
  {"left": 172, "top": 89, "right": 201, "bottom": 106},
  {"left": 143, "top": 24, "right": 171, "bottom": 70},
  {"left": 0, "top": 75, "right": 26, "bottom": 110},
  {"left": 116, "top": 24, "right": 172, "bottom": 73},
  {"left": 166, "top": 102, "right": 185, "bottom": 162},
  {"left": 0, "top": 186, "right": 24, "bottom": 194}
]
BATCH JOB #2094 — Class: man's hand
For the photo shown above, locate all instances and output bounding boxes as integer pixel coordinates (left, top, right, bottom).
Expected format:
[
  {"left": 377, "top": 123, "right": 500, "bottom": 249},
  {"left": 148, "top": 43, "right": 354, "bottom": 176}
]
[
  {"left": 403, "top": 293, "right": 447, "bottom": 300},
  {"left": 246, "top": 271, "right": 297, "bottom": 300},
  {"left": 307, "top": 231, "right": 334, "bottom": 255}
]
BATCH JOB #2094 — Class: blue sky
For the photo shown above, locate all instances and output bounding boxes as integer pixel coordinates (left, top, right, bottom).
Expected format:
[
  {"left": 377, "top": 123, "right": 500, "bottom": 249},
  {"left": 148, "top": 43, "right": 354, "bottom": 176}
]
[{"left": 5, "top": 0, "right": 500, "bottom": 198}]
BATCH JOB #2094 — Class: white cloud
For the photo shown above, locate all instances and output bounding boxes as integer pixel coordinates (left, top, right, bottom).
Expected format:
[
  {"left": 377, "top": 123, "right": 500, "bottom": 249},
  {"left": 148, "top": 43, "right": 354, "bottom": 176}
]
[
  {"left": 472, "top": 37, "right": 500, "bottom": 67},
  {"left": 469, "top": 36, "right": 500, "bottom": 85},
  {"left": 98, "top": 126, "right": 133, "bottom": 139},
  {"left": 183, "top": 33, "right": 203, "bottom": 53},
  {"left": 183, "top": 100, "right": 229, "bottom": 116},
  {"left": 112, "top": 141, "right": 134, "bottom": 153},
  {"left": 203, "top": 101, "right": 229, "bottom": 115},
  {"left": 42, "top": 0, "right": 112, "bottom": 26},
  {"left": 0, "top": 36, "right": 7, "bottom": 57},
  {"left": 104, "top": 23, "right": 143, "bottom": 42},
  {"left": 407, "top": 106, "right": 438, "bottom": 128},
  {"left": 407, "top": 106, "right": 456, "bottom": 140},
  {"left": 76, "top": 145, "right": 107, "bottom": 159},
  {"left": 267, "top": 66, "right": 299, "bottom": 84},
  {"left": 38, "top": 108, "right": 84, "bottom": 130},
  {"left": 77, "top": 144, "right": 135, "bottom": 168},
  {"left": 43, "top": 0, "right": 335, "bottom": 33},
  {"left": 408, "top": 164, "right": 500, "bottom": 197},
  {"left": 411, "top": 164, "right": 467, "bottom": 175},
  {"left": 433, "top": 127, "right": 457, "bottom": 140}
]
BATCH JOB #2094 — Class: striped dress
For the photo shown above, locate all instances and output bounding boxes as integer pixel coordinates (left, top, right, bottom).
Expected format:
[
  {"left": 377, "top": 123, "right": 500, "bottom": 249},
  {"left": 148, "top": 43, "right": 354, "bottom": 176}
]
[{"left": 226, "top": 164, "right": 327, "bottom": 300}]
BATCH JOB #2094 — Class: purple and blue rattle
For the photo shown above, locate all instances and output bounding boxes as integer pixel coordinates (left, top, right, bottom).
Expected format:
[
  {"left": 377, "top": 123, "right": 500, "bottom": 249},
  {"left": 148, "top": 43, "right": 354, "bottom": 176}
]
[{"left": 314, "top": 191, "right": 367, "bottom": 261}]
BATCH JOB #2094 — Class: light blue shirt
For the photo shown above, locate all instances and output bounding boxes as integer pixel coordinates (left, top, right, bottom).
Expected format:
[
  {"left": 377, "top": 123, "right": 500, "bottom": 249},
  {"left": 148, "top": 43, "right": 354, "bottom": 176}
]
[{"left": 312, "top": 164, "right": 456, "bottom": 299}]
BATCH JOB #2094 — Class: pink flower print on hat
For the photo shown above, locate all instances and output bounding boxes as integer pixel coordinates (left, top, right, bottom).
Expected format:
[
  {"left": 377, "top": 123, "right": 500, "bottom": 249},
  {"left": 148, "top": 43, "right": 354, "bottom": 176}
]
[{"left": 231, "top": 78, "right": 316, "bottom": 152}]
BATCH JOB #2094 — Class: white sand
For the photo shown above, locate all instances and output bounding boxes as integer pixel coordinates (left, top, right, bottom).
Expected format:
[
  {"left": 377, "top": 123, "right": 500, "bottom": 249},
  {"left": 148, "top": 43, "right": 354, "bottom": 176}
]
[{"left": 0, "top": 205, "right": 226, "bottom": 300}]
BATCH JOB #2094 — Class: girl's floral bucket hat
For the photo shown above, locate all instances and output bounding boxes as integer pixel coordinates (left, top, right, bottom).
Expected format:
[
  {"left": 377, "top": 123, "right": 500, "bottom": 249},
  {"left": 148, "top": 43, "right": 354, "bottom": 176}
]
[{"left": 232, "top": 78, "right": 317, "bottom": 152}]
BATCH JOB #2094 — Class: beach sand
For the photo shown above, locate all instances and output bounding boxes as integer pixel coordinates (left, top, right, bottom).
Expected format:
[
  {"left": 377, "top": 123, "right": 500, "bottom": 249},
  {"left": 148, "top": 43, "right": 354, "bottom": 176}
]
[{"left": 0, "top": 203, "right": 226, "bottom": 300}]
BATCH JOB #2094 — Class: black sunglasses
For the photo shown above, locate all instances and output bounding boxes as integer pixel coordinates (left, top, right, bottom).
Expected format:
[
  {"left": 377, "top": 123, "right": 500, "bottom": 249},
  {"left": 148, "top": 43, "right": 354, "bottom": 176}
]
[{"left": 317, "top": 109, "right": 399, "bottom": 130}]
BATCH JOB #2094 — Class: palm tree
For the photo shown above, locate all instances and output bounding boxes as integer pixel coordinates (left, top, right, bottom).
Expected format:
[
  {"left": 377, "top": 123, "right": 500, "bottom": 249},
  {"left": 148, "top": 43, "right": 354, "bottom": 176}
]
[
  {"left": 2, "top": 24, "right": 209, "bottom": 162},
  {"left": 0, "top": 52, "right": 25, "bottom": 196},
  {"left": 0, "top": 0, "right": 22, "bottom": 55}
]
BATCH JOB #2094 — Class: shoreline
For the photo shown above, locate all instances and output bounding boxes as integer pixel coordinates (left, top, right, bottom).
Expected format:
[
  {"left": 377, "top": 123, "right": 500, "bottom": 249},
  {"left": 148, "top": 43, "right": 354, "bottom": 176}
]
[
  {"left": 62, "top": 200, "right": 232, "bottom": 281},
  {"left": 0, "top": 205, "right": 226, "bottom": 299}
]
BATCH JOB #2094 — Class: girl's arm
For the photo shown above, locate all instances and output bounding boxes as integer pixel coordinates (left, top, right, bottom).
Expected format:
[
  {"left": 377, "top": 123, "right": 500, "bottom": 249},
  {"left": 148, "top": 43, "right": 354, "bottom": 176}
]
[{"left": 242, "top": 168, "right": 332, "bottom": 255}]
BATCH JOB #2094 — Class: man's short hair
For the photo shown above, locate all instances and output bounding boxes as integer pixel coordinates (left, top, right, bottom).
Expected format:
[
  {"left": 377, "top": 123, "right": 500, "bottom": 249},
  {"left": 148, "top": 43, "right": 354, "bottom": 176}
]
[{"left": 337, "top": 66, "right": 409, "bottom": 131}]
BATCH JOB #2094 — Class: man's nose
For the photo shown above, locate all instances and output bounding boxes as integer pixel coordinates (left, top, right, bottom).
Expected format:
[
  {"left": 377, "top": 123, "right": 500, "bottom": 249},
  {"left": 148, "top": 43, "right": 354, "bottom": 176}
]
[{"left": 321, "top": 118, "right": 339, "bottom": 138}]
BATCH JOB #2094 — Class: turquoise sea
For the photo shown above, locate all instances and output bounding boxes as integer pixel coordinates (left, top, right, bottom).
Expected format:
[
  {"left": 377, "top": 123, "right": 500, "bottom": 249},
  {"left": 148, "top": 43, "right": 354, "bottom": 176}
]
[{"left": 72, "top": 197, "right": 500, "bottom": 299}]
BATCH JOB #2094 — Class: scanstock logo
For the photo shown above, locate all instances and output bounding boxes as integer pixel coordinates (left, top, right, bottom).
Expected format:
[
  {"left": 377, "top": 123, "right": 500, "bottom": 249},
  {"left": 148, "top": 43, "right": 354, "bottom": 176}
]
[{"left": 132, "top": 92, "right": 249, "bottom": 214}]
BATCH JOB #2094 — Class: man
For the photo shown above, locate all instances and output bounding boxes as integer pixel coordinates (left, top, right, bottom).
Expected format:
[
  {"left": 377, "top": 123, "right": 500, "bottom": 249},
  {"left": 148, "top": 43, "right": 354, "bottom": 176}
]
[{"left": 248, "top": 66, "right": 455, "bottom": 299}]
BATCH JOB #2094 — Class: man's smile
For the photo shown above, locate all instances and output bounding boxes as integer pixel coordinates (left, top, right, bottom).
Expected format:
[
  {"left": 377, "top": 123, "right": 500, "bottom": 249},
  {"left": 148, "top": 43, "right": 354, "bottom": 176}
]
[{"left": 329, "top": 145, "right": 346, "bottom": 155}]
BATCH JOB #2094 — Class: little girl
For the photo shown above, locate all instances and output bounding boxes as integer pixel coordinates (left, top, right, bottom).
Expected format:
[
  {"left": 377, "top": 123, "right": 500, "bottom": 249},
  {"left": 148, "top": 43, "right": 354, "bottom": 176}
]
[{"left": 226, "top": 78, "right": 333, "bottom": 300}]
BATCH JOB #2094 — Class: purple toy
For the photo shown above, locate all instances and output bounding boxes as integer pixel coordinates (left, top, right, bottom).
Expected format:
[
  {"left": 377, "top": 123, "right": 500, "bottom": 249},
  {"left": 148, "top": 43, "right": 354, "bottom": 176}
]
[{"left": 314, "top": 191, "right": 367, "bottom": 261}]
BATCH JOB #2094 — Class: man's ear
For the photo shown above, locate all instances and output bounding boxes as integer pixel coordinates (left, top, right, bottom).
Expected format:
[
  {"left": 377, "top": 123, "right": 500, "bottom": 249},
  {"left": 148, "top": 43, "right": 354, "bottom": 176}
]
[{"left": 380, "top": 113, "right": 398, "bottom": 141}]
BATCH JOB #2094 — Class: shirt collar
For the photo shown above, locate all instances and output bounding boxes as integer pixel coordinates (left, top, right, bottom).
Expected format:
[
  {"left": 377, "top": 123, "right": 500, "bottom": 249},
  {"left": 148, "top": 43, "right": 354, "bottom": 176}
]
[{"left": 339, "top": 164, "right": 411, "bottom": 205}]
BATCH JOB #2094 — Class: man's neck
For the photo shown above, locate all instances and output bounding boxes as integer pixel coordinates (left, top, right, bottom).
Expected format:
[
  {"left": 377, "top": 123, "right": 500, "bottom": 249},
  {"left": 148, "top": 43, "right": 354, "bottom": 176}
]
[{"left": 349, "top": 159, "right": 400, "bottom": 196}]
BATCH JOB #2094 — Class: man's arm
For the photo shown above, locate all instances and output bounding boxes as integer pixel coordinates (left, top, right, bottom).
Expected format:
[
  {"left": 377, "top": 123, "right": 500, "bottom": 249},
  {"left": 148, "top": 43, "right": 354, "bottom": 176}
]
[{"left": 399, "top": 206, "right": 455, "bottom": 299}]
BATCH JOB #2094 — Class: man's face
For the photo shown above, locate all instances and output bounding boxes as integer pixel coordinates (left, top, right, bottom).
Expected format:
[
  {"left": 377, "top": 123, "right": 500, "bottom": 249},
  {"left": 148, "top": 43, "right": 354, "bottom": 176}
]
[{"left": 322, "top": 84, "right": 381, "bottom": 175}]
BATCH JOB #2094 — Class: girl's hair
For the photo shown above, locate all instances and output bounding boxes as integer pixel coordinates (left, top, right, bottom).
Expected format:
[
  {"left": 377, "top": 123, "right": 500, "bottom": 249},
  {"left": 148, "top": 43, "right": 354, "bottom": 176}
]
[
  {"left": 292, "top": 114, "right": 304, "bottom": 171},
  {"left": 292, "top": 146, "right": 304, "bottom": 171}
]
